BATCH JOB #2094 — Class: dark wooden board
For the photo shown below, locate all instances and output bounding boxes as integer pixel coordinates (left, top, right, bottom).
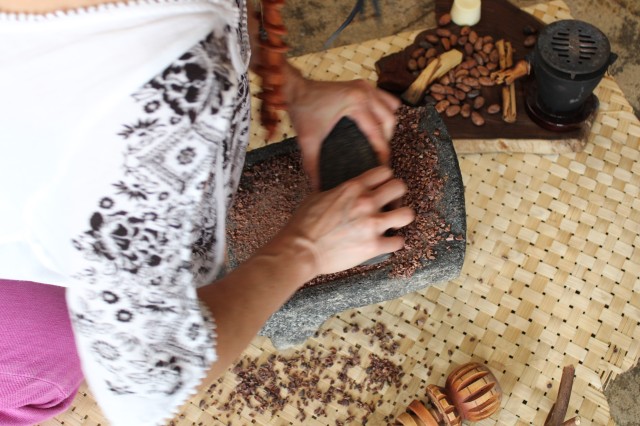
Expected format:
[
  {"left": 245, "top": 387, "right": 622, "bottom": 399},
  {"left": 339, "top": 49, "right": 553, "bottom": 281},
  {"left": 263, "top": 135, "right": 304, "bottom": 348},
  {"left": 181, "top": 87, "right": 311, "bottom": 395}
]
[{"left": 375, "top": 0, "right": 591, "bottom": 152}]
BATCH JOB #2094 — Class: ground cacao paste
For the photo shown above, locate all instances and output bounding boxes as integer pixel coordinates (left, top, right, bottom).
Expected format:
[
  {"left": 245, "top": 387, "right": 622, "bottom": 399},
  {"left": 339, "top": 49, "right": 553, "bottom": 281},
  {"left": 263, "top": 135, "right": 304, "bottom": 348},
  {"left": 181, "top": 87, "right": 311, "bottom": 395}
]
[{"left": 227, "top": 106, "right": 453, "bottom": 285}]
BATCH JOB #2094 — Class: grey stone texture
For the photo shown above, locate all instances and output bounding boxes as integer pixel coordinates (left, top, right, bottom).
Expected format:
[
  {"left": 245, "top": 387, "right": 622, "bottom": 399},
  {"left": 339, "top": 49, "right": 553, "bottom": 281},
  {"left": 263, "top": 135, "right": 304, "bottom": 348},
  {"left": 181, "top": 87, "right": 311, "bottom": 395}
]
[{"left": 239, "top": 105, "right": 466, "bottom": 348}]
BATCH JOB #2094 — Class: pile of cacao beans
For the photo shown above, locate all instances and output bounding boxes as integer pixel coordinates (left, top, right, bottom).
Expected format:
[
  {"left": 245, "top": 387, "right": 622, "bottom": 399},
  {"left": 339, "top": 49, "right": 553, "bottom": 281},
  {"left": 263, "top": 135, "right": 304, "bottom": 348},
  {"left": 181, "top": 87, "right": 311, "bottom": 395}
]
[{"left": 406, "top": 14, "right": 512, "bottom": 126}]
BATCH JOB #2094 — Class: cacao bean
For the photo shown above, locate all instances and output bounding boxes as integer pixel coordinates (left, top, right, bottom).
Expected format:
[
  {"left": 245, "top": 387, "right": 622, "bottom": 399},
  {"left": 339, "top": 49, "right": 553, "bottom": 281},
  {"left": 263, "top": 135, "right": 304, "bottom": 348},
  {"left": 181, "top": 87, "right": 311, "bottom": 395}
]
[
  {"left": 445, "top": 105, "right": 461, "bottom": 117},
  {"left": 454, "top": 89, "right": 466, "bottom": 101},
  {"left": 450, "top": 34, "right": 458, "bottom": 46},
  {"left": 411, "top": 47, "right": 425, "bottom": 58},
  {"left": 464, "top": 43, "right": 474, "bottom": 56},
  {"left": 467, "top": 89, "right": 481, "bottom": 99},
  {"left": 425, "top": 47, "right": 437, "bottom": 58},
  {"left": 489, "top": 49, "right": 500, "bottom": 63},
  {"left": 473, "top": 96, "right": 486, "bottom": 109},
  {"left": 426, "top": 34, "right": 439, "bottom": 44},
  {"left": 486, "top": 62, "right": 498, "bottom": 71},
  {"left": 438, "top": 13, "right": 452, "bottom": 26},
  {"left": 478, "top": 65, "right": 490, "bottom": 76},
  {"left": 468, "top": 30, "right": 478, "bottom": 44},
  {"left": 460, "top": 26, "right": 471, "bottom": 36},
  {"left": 458, "top": 35, "right": 468, "bottom": 46},
  {"left": 483, "top": 35, "right": 494, "bottom": 44},
  {"left": 408, "top": 59, "right": 418, "bottom": 71},
  {"left": 432, "top": 92, "right": 445, "bottom": 101},
  {"left": 435, "top": 100, "right": 450, "bottom": 113},
  {"left": 487, "top": 103, "right": 501, "bottom": 114},
  {"left": 473, "top": 53, "right": 484, "bottom": 66},
  {"left": 417, "top": 56, "right": 427, "bottom": 69},
  {"left": 463, "top": 77, "right": 480, "bottom": 88},
  {"left": 461, "top": 58, "right": 477, "bottom": 69},
  {"left": 457, "top": 83, "right": 471, "bottom": 93},
  {"left": 479, "top": 51, "right": 489, "bottom": 63},
  {"left": 439, "top": 75, "right": 451, "bottom": 86},
  {"left": 471, "top": 111, "right": 485, "bottom": 126},
  {"left": 444, "top": 85, "right": 455, "bottom": 95},
  {"left": 436, "top": 28, "right": 451, "bottom": 37},
  {"left": 461, "top": 103, "right": 471, "bottom": 118},
  {"left": 447, "top": 95, "right": 460, "bottom": 105},
  {"left": 482, "top": 43, "right": 494, "bottom": 54},
  {"left": 455, "top": 68, "right": 470, "bottom": 78},
  {"left": 470, "top": 68, "right": 480, "bottom": 78},
  {"left": 474, "top": 39, "right": 484, "bottom": 52},
  {"left": 419, "top": 41, "right": 434, "bottom": 49},
  {"left": 479, "top": 76, "right": 494, "bottom": 86},
  {"left": 430, "top": 83, "right": 447, "bottom": 94},
  {"left": 441, "top": 37, "right": 451, "bottom": 51}
]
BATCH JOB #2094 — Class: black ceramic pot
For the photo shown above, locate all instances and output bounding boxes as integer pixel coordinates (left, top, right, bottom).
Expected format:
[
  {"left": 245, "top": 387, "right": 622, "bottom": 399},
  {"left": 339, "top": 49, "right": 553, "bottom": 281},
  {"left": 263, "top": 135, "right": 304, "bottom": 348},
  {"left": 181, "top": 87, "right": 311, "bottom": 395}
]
[{"left": 531, "top": 19, "right": 617, "bottom": 115}]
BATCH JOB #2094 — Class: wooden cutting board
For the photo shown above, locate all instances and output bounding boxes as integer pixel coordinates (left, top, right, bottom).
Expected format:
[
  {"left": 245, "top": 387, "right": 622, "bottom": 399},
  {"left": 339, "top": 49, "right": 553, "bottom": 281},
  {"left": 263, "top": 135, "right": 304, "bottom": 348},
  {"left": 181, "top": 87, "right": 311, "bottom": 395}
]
[{"left": 375, "top": 0, "right": 595, "bottom": 154}]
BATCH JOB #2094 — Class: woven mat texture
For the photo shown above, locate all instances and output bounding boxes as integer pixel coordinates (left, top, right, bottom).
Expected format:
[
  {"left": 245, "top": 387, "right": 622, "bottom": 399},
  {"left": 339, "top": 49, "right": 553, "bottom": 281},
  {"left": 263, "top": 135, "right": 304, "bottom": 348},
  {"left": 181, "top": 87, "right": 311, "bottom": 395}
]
[{"left": 42, "top": 1, "right": 640, "bottom": 425}]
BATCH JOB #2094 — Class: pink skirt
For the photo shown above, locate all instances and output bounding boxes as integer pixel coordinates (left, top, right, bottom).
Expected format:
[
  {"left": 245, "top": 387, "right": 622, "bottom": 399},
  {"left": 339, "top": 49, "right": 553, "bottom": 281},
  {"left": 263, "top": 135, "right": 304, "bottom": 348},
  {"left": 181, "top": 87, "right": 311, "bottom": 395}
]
[{"left": 0, "top": 280, "right": 84, "bottom": 426}]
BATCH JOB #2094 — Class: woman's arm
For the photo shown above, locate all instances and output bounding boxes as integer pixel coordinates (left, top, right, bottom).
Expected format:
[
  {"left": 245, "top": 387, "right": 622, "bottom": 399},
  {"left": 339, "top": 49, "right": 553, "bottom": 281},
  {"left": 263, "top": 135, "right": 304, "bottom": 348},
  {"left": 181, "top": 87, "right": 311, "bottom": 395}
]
[{"left": 198, "top": 166, "right": 414, "bottom": 381}]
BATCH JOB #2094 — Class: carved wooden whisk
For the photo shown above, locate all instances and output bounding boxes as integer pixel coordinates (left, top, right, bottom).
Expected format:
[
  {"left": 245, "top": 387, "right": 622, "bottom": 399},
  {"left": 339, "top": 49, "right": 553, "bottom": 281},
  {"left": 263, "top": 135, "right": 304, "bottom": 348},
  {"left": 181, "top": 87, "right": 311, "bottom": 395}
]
[
  {"left": 397, "top": 362, "right": 502, "bottom": 426},
  {"left": 254, "top": 0, "right": 288, "bottom": 140}
]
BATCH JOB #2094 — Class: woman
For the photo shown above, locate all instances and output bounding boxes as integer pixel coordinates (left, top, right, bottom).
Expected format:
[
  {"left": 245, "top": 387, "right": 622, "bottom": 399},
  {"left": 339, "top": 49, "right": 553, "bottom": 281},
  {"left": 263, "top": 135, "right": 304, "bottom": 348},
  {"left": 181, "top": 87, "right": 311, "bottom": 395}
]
[{"left": 0, "top": 0, "right": 414, "bottom": 425}]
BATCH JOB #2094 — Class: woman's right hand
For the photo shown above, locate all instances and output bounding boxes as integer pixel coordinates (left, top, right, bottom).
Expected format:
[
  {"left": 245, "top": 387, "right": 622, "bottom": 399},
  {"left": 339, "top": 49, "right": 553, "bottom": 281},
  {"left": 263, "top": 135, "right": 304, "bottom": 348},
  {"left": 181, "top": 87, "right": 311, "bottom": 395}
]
[{"left": 262, "top": 166, "right": 415, "bottom": 278}]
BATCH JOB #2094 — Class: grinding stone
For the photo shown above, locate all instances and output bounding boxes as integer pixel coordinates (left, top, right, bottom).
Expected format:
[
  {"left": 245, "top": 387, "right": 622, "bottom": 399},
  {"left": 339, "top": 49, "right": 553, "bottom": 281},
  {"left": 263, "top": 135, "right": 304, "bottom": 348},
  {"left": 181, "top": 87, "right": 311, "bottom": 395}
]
[
  {"left": 231, "top": 104, "right": 466, "bottom": 349},
  {"left": 319, "top": 117, "right": 379, "bottom": 191}
]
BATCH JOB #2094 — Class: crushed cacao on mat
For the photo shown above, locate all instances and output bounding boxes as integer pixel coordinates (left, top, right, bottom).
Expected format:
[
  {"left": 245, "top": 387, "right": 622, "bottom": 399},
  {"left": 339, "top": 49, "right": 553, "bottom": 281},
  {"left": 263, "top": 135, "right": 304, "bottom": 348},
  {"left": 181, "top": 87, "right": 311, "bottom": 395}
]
[
  {"left": 227, "top": 105, "right": 453, "bottom": 286},
  {"left": 206, "top": 321, "right": 406, "bottom": 424}
]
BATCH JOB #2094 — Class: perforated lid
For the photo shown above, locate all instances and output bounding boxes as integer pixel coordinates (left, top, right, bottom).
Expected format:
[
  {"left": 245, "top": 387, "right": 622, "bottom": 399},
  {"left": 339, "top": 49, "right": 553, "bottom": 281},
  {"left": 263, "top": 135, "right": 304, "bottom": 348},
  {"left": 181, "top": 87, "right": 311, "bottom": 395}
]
[{"left": 536, "top": 20, "right": 611, "bottom": 80}]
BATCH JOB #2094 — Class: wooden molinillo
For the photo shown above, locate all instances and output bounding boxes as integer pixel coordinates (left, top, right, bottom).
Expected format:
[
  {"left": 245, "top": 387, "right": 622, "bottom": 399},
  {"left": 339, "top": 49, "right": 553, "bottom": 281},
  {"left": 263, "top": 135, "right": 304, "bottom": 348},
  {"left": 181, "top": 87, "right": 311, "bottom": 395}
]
[
  {"left": 254, "top": 0, "right": 288, "bottom": 140},
  {"left": 375, "top": 0, "right": 592, "bottom": 154},
  {"left": 396, "top": 363, "right": 502, "bottom": 425}
]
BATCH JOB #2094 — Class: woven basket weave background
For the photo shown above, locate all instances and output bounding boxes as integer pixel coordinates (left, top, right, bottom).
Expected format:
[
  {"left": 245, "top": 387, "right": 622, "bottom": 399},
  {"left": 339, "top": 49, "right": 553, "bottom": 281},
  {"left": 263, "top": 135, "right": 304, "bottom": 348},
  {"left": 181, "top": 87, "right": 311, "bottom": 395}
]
[{"left": 42, "top": 1, "right": 639, "bottom": 425}]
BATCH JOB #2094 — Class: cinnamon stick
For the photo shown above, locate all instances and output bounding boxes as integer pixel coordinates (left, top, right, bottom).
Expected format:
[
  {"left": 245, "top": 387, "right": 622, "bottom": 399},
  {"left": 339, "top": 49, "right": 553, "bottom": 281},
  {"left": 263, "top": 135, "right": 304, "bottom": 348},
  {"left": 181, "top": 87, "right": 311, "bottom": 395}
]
[
  {"left": 401, "top": 49, "right": 463, "bottom": 106},
  {"left": 545, "top": 365, "right": 576, "bottom": 426},
  {"left": 495, "top": 40, "right": 517, "bottom": 123},
  {"left": 562, "top": 416, "right": 581, "bottom": 426}
]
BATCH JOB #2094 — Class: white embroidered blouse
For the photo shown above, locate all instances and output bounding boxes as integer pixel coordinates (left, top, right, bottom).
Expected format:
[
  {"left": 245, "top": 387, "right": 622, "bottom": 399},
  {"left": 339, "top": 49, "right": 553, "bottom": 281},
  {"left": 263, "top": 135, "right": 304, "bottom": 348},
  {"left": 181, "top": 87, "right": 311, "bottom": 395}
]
[{"left": 0, "top": 1, "right": 251, "bottom": 424}]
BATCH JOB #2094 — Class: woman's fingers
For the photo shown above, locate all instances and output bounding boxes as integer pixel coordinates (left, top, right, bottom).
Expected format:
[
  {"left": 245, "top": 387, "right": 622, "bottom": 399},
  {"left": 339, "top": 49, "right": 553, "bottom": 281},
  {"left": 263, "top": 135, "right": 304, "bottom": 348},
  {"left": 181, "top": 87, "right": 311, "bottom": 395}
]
[
  {"left": 375, "top": 235, "right": 407, "bottom": 256},
  {"left": 353, "top": 165, "right": 395, "bottom": 189},
  {"left": 375, "top": 206, "right": 415, "bottom": 234},
  {"left": 369, "top": 91, "right": 400, "bottom": 142},
  {"left": 370, "top": 177, "right": 408, "bottom": 208}
]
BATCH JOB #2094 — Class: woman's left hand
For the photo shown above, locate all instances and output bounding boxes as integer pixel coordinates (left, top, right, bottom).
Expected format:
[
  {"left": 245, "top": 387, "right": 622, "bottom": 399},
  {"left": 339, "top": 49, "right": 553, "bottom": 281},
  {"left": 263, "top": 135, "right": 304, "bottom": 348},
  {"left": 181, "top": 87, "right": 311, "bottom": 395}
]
[{"left": 283, "top": 63, "right": 401, "bottom": 190}]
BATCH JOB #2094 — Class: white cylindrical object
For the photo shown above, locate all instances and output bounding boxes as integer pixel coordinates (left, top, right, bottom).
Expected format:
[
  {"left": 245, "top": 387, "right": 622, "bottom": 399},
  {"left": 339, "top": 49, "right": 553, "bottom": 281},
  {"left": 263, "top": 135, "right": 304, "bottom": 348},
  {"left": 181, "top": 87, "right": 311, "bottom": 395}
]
[{"left": 450, "top": 0, "right": 481, "bottom": 26}]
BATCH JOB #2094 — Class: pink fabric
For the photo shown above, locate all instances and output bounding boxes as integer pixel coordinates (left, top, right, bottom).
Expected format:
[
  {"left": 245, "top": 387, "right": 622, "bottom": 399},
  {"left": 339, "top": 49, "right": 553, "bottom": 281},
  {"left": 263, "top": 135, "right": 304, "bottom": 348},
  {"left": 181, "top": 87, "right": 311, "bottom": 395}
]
[{"left": 0, "top": 280, "right": 84, "bottom": 426}]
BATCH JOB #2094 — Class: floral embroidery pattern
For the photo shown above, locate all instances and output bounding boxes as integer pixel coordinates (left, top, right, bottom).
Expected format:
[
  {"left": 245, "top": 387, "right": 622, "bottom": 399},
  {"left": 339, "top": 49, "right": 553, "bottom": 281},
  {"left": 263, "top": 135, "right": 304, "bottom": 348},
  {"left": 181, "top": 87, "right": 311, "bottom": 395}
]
[{"left": 67, "top": 12, "right": 250, "bottom": 409}]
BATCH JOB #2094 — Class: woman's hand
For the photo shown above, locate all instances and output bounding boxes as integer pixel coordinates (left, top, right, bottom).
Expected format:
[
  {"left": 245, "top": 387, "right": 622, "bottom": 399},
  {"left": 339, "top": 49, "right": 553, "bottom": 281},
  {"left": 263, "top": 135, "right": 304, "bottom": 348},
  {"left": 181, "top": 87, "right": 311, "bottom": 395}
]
[
  {"left": 263, "top": 166, "right": 415, "bottom": 276},
  {"left": 199, "top": 167, "right": 413, "bottom": 383},
  {"left": 283, "top": 63, "right": 401, "bottom": 190}
]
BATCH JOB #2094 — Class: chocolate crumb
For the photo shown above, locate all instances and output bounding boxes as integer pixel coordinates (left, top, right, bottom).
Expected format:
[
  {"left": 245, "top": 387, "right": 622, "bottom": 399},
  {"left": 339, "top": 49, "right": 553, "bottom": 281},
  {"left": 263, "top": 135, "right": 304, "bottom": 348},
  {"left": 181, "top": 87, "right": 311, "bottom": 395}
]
[{"left": 227, "top": 106, "right": 453, "bottom": 286}]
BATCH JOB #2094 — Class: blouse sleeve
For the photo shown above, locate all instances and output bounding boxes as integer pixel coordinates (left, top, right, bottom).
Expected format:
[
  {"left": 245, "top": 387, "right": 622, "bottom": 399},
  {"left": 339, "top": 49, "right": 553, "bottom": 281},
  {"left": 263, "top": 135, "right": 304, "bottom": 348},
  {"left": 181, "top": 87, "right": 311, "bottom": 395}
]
[{"left": 57, "top": 25, "right": 249, "bottom": 426}]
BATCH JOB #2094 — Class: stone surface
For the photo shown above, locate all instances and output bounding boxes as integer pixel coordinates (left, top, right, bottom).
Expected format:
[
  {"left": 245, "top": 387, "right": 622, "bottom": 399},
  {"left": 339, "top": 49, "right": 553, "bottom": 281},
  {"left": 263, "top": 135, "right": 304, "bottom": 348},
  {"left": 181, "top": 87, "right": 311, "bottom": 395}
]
[
  {"left": 604, "top": 361, "right": 640, "bottom": 425},
  {"left": 234, "top": 105, "right": 466, "bottom": 348}
]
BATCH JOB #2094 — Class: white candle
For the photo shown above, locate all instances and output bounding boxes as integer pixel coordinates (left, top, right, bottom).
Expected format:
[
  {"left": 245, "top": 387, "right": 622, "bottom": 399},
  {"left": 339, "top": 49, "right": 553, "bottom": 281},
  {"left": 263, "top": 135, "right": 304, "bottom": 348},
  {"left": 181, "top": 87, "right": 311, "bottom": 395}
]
[{"left": 450, "top": 0, "right": 481, "bottom": 26}]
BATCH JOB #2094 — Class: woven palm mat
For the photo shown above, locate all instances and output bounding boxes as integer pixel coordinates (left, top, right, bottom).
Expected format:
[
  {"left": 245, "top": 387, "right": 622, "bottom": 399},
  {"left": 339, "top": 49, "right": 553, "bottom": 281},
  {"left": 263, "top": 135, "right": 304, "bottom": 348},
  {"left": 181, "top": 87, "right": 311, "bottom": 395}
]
[{"left": 42, "top": 1, "right": 640, "bottom": 425}]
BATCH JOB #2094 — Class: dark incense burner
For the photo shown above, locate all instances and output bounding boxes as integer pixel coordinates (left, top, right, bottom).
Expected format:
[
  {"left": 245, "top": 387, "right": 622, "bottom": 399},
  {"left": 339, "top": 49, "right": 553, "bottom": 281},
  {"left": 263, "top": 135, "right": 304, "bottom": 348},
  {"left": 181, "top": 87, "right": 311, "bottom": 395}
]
[{"left": 525, "top": 19, "right": 617, "bottom": 131}]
